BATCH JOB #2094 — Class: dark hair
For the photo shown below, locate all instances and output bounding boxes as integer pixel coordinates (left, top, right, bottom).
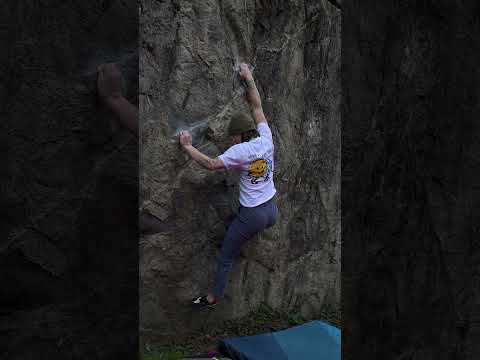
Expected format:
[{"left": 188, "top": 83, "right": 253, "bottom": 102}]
[{"left": 241, "top": 129, "right": 259, "bottom": 142}]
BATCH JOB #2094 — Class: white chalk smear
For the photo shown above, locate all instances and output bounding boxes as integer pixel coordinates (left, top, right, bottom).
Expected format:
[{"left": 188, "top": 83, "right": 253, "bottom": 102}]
[{"left": 173, "top": 118, "right": 209, "bottom": 137}]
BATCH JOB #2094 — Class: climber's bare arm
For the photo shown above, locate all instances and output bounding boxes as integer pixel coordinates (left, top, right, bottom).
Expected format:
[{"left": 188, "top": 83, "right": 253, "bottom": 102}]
[
  {"left": 97, "top": 63, "right": 139, "bottom": 137},
  {"left": 239, "top": 63, "right": 267, "bottom": 125},
  {"left": 184, "top": 145, "right": 225, "bottom": 171},
  {"left": 180, "top": 131, "right": 225, "bottom": 171}
]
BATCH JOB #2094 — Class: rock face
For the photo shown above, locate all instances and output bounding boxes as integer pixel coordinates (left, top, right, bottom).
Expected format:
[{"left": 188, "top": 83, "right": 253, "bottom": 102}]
[
  {"left": 343, "top": 1, "right": 480, "bottom": 359},
  {"left": 1, "top": 1, "right": 138, "bottom": 358},
  {"left": 140, "top": 0, "right": 341, "bottom": 335}
]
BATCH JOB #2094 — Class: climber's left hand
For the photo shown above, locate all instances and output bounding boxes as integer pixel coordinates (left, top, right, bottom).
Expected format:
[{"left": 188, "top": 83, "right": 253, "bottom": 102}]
[{"left": 179, "top": 130, "right": 193, "bottom": 148}]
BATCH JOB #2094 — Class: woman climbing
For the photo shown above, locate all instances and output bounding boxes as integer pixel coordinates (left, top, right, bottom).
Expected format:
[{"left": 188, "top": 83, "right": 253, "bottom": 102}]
[{"left": 179, "top": 63, "right": 278, "bottom": 308}]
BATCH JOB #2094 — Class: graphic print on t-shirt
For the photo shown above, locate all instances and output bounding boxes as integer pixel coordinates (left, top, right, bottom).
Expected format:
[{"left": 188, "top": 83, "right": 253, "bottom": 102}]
[{"left": 247, "top": 157, "right": 273, "bottom": 184}]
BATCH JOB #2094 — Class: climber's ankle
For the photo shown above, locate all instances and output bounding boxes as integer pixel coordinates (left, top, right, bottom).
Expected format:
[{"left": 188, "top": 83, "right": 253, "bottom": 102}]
[{"left": 207, "top": 294, "right": 218, "bottom": 304}]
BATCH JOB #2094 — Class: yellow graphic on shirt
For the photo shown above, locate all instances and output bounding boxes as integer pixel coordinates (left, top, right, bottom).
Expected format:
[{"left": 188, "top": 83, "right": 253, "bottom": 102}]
[{"left": 248, "top": 159, "right": 268, "bottom": 179}]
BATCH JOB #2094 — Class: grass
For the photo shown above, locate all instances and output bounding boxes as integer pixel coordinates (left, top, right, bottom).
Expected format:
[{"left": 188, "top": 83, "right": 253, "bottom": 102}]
[
  {"left": 142, "top": 346, "right": 191, "bottom": 360},
  {"left": 141, "top": 303, "right": 341, "bottom": 359}
]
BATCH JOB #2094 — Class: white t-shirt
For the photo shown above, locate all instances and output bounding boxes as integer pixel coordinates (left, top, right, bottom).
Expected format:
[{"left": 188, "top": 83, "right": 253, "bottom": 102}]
[{"left": 218, "top": 122, "right": 276, "bottom": 207}]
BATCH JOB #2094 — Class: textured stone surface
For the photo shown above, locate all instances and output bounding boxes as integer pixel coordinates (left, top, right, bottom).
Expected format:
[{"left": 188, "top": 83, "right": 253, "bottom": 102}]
[
  {"left": 343, "top": 1, "right": 480, "bottom": 359},
  {"left": 139, "top": 0, "right": 341, "bottom": 336},
  {"left": 1, "top": 1, "right": 138, "bottom": 358}
]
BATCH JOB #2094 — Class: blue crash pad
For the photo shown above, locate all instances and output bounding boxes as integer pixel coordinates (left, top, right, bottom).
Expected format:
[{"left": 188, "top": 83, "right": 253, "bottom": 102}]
[{"left": 219, "top": 320, "right": 341, "bottom": 360}]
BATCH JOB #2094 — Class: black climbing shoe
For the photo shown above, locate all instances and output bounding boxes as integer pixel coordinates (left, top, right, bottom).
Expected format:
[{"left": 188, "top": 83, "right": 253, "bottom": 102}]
[{"left": 191, "top": 295, "right": 218, "bottom": 309}]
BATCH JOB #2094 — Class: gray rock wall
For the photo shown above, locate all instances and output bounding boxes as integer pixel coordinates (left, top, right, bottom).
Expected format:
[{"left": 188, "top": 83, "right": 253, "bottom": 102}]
[{"left": 140, "top": 0, "right": 341, "bottom": 335}]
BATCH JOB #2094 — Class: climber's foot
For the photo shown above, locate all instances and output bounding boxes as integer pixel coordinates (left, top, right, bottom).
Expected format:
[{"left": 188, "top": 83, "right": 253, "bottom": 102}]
[{"left": 191, "top": 295, "right": 218, "bottom": 310}]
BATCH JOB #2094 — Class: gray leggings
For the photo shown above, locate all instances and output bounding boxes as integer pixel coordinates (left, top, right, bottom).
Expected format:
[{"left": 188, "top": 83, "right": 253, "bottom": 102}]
[{"left": 212, "top": 196, "right": 278, "bottom": 298}]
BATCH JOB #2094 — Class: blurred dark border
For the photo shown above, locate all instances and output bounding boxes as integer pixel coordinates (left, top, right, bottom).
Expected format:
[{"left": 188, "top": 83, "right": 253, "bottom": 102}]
[
  {"left": 342, "top": 1, "right": 480, "bottom": 359},
  {"left": 1, "top": 2, "right": 138, "bottom": 359}
]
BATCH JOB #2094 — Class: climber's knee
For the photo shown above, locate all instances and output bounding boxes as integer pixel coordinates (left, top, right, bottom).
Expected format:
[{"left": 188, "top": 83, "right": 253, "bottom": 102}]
[{"left": 217, "top": 253, "right": 234, "bottom": 269}]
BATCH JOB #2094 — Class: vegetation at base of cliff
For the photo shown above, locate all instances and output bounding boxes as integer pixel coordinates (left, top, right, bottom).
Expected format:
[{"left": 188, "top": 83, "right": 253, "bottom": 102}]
[
  {"left": 142, "top": 346, "right": 191, "bottom": 360},
  {"left": 141, "top": 303, "right": 341, "bottom": 360}
]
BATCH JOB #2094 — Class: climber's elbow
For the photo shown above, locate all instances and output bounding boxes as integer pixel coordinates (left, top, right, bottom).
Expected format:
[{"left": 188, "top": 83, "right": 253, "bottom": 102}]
[{"left": 207, "top": 158, "right": 226, "bottom": 171}]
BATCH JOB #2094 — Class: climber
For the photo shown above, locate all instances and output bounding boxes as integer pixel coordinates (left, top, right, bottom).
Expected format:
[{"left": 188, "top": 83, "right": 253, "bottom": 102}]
[
  {"left": 97, "top": 62, "right": 163, "bottom": 234},
  {"left": 179, "top": 63, "right": 278, "bottom": 309}
]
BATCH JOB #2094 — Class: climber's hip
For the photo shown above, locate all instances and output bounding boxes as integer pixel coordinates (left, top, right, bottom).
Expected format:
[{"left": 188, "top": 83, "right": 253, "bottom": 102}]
[{"left": 235, "top": 196, "right": 278, "bottom": 238}]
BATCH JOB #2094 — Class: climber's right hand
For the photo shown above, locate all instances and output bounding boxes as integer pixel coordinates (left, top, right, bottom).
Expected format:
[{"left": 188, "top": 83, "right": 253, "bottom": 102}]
[{"left": 239, "top": 63, "right": 253, "bottom": 81}]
